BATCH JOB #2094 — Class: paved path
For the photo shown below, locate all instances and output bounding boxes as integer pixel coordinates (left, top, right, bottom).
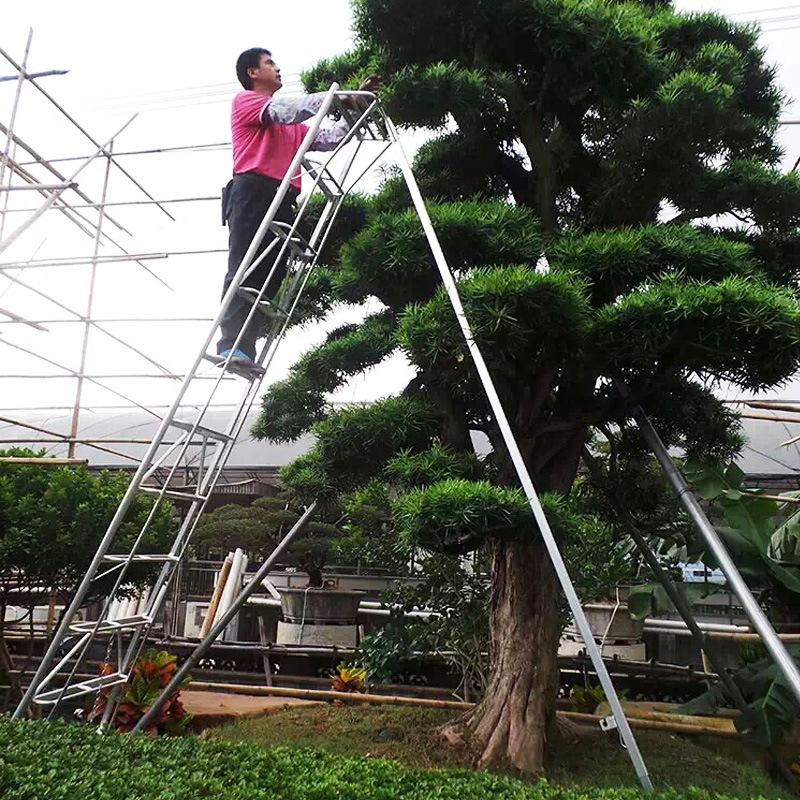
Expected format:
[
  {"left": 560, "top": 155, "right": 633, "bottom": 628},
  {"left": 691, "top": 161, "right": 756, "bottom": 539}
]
[{"left": 183, "top": 688, "right": 318, "bottom": 730}]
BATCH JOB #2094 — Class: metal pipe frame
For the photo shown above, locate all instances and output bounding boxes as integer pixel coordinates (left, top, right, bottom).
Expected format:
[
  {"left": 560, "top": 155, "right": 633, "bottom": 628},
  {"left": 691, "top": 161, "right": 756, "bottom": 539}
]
[
  {"left": 0, "top": 115, "right": 137, "bottom": 255},
  {"left": 623, "top": 389, "right": 800, "bottom": 707},
  {"left": 0, "top": 43, "right": 175, "bottom": 221}
]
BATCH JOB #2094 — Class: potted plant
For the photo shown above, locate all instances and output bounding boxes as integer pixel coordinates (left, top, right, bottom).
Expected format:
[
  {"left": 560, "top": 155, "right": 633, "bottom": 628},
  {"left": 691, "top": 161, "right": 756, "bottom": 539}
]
[{"left": 195, "top": 492, "right": 365, "bottom": 628}]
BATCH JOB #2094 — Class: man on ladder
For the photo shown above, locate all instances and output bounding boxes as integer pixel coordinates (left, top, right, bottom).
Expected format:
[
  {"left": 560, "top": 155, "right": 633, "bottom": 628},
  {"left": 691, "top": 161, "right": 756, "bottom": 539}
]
[{"left": 217, "top": 47, "right": 380, "bottom": 368}]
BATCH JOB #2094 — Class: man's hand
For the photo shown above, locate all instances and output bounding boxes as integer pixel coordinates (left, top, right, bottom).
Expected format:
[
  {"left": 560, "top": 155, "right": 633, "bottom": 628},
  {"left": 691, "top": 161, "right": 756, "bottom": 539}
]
[
  {"left": 342, "top": 75, "right": 382, "bottom": 109},
  {"left": 358, "top": 74, "right": 382, "bottom": 94}
]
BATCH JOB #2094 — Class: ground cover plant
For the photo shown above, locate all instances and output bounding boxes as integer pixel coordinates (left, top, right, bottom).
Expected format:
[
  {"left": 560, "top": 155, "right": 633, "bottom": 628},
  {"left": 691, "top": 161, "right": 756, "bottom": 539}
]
[{"left": 0, "top": 714, "right": 790, "bottom": 800}]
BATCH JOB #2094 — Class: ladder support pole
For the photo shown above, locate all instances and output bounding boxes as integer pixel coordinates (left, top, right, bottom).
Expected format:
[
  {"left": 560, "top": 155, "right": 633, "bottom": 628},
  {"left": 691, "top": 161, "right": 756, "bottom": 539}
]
[
  {"left": 581, "top": 445, "right": 751, "bottom": 712},
  {"left": 133, "top": 502, "right": 317, "bottom": 732},
  {"left": 623, "top": 389, "right": 800, "bottom": 707},
  {"left": 386, "top": 115, "right": 653, "bottom": 793}
]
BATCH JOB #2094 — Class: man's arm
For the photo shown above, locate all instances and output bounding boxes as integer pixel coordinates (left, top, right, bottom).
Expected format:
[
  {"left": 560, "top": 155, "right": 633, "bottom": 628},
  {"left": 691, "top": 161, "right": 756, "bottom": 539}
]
[{"left": 261, "top": 93, "right": 328, "bottom": 125}]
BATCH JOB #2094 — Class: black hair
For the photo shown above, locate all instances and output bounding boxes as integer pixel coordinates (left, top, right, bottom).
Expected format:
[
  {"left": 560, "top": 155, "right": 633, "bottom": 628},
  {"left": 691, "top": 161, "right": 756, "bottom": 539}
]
[{"left": 236, "top": 48, "right": 272, "bottom": 90}]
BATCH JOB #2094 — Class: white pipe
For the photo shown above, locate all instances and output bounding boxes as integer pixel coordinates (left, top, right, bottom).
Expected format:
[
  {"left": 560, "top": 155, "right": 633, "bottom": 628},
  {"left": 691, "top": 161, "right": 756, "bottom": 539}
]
[
  {"left": 215, "top": 548, "right": 243, "bottom": 629},
  {"left": 645, "top": 618, "right": 751, "bottom": 634}
]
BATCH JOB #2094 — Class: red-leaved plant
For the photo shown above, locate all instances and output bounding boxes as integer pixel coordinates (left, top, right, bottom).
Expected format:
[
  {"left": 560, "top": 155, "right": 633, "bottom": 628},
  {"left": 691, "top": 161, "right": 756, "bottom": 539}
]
[{"left": 88, "top": 649, "right": 190, "bottom": 736}]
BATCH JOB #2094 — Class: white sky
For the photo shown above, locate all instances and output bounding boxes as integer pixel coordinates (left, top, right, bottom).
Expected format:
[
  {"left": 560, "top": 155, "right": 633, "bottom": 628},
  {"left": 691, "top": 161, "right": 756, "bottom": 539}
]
[{"left": 1, "top": 1, "right": 800, "bottom": 440}]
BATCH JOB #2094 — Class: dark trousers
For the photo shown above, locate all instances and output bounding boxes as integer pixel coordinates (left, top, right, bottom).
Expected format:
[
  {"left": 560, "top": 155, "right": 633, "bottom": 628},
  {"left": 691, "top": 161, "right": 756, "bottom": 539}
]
[{"left": 217, "top": 172, "right": 299, "bottom": 358}]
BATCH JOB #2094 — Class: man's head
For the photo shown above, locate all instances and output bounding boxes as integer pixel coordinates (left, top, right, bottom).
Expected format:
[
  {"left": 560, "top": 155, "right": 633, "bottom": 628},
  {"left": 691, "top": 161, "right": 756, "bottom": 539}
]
[{"left": 236, "top": 48, "right": 282, "bottom": 93}]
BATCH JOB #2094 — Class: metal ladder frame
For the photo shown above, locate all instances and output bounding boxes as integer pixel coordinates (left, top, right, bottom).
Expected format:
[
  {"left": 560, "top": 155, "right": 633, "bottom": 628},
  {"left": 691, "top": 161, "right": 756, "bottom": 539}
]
[{"left": 14, "top": 86, "right": 656, "bottom": 790}]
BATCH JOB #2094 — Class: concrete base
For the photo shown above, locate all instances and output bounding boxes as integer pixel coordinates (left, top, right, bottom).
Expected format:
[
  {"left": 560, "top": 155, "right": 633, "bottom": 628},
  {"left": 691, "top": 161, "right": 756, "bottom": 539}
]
[{"left": 276, "top": 621, "right": 359, "bottom": 647}]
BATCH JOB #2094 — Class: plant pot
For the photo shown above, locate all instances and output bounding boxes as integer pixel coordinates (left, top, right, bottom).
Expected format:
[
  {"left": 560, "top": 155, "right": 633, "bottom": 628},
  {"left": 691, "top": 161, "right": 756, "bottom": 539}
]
[
  {"left": 278, "top": 587, "right": 365, "bottom": 624},
  {"left": 578, "top": 601, "right": 644, "bottom": 641}
]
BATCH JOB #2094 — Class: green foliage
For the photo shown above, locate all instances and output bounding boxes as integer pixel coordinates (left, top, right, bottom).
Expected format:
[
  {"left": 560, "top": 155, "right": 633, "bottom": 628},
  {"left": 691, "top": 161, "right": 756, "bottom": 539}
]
[
  {"left": 0, "top": 449, "right": 173, "bottom": 603},
  {"left": 0, "top": 714, "right": 774, "bottom": 800},
  {"left": 253, "top": 312, "right": 397, "bottom": 443},
  {"left": 679, "top": 646, "right": 800, "bottom": 749},
  {"left": 399, "top": 267, "right": 589, "bottom": 389},
  {"left": 681, "top": 460, "right": 800, "bottom": 616},
  {"left": 549, "top": 225, "right": 757, "bottom": 304},
  {"left": 595, "top": 275, "right": 800, "bottom": 391},
  {"left": 314, "top": 397, "right": 439, "bottom": 485},
  {"left": 393, "top": 479, "right": 539, "bottom": 554},
  {"left": 337, "top": 201, "right": 543, "bottom": 305},
  {"left": 385, "top": 444, "right": 485, "bottom": 489},
  {"left": 333, "top": 480, "right": 409, "bottom": 574},
  {"left": 194, "top": 493, "right": 343, "bottom": 586},
  {"left": 358, "top": 551, "right": 490, "bottom": 696}
]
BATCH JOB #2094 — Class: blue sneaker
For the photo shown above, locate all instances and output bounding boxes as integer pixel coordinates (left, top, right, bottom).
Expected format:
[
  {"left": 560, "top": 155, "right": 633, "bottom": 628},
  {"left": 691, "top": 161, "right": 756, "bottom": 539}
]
[{"left": 218, "top": 348, "right": 257, "bottom": 368}]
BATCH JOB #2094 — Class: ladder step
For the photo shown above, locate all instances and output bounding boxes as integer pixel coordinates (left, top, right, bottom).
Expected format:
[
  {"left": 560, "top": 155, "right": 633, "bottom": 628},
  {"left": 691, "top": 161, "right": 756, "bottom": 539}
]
[
  {"left": 69, "top": 614, "right": 152, "bottom": 635},
  {"left": 236, "top": 287, "right": 289, "bottom": 319},
  {"left": 269, "top": 221, "right": 317, "bottom": 261},
  {"left": 302, "top": 158, "right": 343, "bottom": 199},
  {"left": 139, "top": 486, "right": 207, "bottom": 503},
  {"left": 35, "top": 671, "right": 128, "bottom": 704},
  {"left": 102, "top": 553, "right": 179, "bottom": 564},
  {"left": 171, "top": 417, "right": 233, "bottom": 443},
  {"left": 203, "top": 352, "right": 265, "bottom": 380}
]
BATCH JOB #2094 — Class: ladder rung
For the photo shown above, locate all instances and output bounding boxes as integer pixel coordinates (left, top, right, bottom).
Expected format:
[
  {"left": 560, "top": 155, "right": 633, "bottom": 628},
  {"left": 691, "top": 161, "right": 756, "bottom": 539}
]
[
  {"left": 269, "top": 221, "right": 317, "bottom": 260},
  {"left": 139, "top": 486, "right": 207, "bottom": 503},
  {"left": 171, "top": 417, "right": 233, "bottom": 443},
  {"left": 236, "top": 287, "right": 289, "bottom": 319},
  {"left": 102, "top": 553, "right": 179, "bottom": 564},
  {"left": 69, "top": 614, "right": 152, "bottom": 635},
  {"left": 34, "top": 671, "right": 128, "bottom": 704},
  {"left": 302, "top": 158, "right": 343, "bottom": 199},
  {"left": 203, "top": 352, "right": 266, "bottom": 379}
]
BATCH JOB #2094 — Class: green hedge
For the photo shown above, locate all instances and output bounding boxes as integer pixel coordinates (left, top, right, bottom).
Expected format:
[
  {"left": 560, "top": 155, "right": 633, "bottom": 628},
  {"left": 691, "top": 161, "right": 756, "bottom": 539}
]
[{"left": 0, "top": 717, "right": 771, "bottom": 800}]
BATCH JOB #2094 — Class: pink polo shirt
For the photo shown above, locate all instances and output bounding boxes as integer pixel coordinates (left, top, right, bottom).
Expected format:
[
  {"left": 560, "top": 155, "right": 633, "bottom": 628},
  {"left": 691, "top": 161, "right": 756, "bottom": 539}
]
[{"left": 231, "top": 91, "right": 307, "bottom": 190}]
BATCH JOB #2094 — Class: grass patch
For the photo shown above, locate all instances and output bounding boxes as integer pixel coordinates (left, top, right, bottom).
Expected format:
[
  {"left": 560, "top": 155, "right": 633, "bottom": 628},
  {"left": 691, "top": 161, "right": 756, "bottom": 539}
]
[{"left": 211, "top": 703, "right": 788, "bottom": 799}]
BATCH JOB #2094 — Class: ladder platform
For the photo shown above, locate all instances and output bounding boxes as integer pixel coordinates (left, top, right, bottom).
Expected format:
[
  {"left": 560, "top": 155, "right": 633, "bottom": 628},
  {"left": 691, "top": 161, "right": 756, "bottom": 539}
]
[
  {"left": 203, "top": 352, "right": 265, "bottom": 380},
  {"left": 171, "top": 417, "right": 233, "bottom": 443},
  {"left": 35, "top": 671, "right": 128, "bottom": 704},
  {"left": 102, "top": 553, "right": 179, "bottom": 564},
  {"left": 236, "top": 287, "right": 289, "bottom": 319},
  {"left": 139, "top": 485, "right": 207, "bottom": 503},
  {"left": 69, "top": 614, "right": 152, "bottom": 635}
]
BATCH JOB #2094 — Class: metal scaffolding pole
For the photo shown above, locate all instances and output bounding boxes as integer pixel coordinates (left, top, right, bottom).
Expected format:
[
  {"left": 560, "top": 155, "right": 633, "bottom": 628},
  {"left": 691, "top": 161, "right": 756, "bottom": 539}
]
[
  {"left": 0, "top": 43, "right": 175, "bottom": 222},
  {"left": 0, "top": 115, "right": 136, "bottom": 255},
  {"left": 622, "top": 387, "right": 800, "bottom": 707},
  {"left": 67, "top": 140, "right": 114, "bottom": 458}
]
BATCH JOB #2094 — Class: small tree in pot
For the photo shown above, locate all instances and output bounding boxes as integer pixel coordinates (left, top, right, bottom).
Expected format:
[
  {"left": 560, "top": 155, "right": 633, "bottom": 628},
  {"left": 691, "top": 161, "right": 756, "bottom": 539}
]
[{"left": 194, "top": 491, "right": 342, "bottom": 587}]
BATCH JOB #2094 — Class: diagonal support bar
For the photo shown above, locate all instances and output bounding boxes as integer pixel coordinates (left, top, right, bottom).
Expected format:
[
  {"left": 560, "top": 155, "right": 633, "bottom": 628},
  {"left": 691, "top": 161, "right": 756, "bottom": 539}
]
[
  {"left": 386, "top": 115, "right": 653, "bottom": 792},
  {"left": 132, "top": 503, "right": 317, "bottom": 732},
  {"left": 622, "top": 386, "right": 800, "bottom": 708}
]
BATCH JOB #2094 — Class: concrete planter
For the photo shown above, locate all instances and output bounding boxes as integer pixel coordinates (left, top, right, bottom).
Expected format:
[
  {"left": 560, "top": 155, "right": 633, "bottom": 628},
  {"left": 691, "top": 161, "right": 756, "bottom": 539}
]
[
  {"left": 278, "top": 587, "right": 365, "bottom": 625},
  {"left": 580, "top": 601, "right": 643, "bottom": 641}
]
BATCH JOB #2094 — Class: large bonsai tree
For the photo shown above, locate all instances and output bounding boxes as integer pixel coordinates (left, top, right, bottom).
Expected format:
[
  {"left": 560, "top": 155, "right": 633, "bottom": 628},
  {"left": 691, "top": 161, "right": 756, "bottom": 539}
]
[{"left": 254, "top": 0, "right": 800, "bottom": 773}]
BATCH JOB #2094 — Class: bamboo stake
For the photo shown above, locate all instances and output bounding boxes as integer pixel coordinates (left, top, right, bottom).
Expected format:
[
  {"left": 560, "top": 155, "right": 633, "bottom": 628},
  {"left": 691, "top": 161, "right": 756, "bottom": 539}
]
[
  {"left": 184, "top": 682, "right": 745, "bottom": 738},
  {"left": 199, "top": 556, "right": 233, "bottom": 639},
  {"left": 0, "top": 457, "right": 87, "bottom": 466}
]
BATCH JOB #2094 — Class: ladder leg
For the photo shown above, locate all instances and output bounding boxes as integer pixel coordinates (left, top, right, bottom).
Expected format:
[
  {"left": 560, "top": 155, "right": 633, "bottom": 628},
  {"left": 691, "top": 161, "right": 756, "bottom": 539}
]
[{"left": 386, "top": 115, "right": 653, "bottom": 793}]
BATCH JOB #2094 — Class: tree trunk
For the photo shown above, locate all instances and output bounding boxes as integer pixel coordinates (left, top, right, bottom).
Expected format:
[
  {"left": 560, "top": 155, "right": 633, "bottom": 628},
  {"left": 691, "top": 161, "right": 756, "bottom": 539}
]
[{"left": 465, "top": 536, "right": 562, "bottom": 774}]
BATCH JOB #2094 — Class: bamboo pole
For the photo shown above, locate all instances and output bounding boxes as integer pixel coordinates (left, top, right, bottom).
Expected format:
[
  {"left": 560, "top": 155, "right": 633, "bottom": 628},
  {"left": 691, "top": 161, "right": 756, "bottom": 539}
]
[
  {"left": 199, "top": 555, "right": 233, "bottom": 639},
  {"left": 184, "top": 682, "right": 744, "bottom": 738},
  {"left": 0, "top": 457, "right": 88, "bottom": 466}
]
